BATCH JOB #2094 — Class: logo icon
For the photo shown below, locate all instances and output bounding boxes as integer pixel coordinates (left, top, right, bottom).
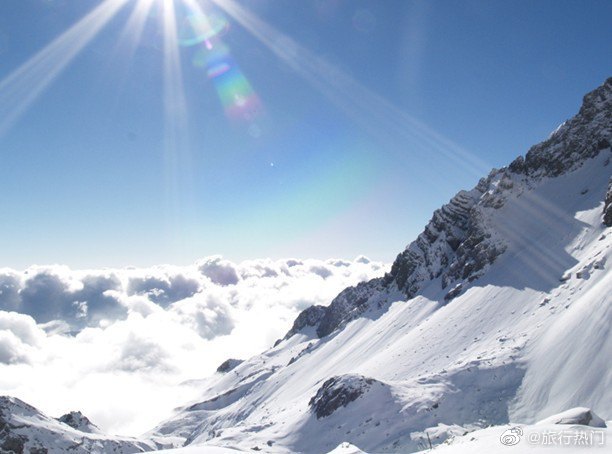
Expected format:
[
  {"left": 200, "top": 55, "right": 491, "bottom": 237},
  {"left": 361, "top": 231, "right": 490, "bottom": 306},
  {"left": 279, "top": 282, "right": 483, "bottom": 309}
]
[{"left": 500, "top": 427, "right": 523, "bottom": 446}]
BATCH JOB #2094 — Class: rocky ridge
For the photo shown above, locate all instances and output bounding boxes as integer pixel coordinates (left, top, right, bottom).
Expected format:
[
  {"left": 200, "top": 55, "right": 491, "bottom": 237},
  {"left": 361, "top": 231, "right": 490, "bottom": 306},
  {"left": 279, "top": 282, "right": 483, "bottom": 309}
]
[
  {"left": 287, "top": 77, "right": 612, "bottom": 340},
  {"left": 0, "top": 396, "right": 157, "bottom": 454},
  {"left": 604, "top": 178, "right": 612, "bottom": 226}
]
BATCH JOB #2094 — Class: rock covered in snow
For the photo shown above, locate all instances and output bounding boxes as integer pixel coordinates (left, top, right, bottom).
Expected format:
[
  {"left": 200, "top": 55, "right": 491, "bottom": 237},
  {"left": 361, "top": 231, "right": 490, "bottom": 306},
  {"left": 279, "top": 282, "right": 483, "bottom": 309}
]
[
  {"left": 56, "top": 411, "right": 100, "bottom": 434},
  {"left": 216, "top": 358, "right": 243, "bottom": 374},
  {"left": 326, "top": 442, "right": 367, "bottom": 454},
  {"left": 315, "top": 280, "right": 385, "bottom": 338},
  {"left": 520, "top": 77, "right": 611, "bottom": 179},
  {"left": 309, "top": 374, "right": 379, "bottom": 419},
  {"left": 536, "top": 407, "right": 607, "bottom": 428},
  {"left": 284, "top": 304, "right": 327, "bottom": 339}
]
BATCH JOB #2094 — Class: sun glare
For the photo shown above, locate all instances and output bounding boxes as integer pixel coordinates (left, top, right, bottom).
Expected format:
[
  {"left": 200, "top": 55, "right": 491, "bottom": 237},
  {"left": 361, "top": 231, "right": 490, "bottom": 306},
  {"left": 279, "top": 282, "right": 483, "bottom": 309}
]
[{"left": 1, "top": 0, "right": 489, "bottom": 183}]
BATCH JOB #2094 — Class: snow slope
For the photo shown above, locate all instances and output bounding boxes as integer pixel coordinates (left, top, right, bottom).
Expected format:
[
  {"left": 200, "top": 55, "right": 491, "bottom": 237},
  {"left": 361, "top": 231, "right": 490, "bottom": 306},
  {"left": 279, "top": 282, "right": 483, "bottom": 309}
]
[
  {"left": 420, "top": 408, "right": 610, "bottom": 454},
  {"left": 144, "top": 79, "right": 611, "bottom": 453},
  {"left": 0, "top": 396, "right": 159, "bottom": 453}
]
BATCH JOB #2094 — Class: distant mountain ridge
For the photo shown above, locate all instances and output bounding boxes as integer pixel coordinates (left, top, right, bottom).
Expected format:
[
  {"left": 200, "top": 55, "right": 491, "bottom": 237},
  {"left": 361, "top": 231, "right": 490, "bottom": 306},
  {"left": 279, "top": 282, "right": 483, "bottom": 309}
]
[{"left": 0, "top": 396, "right": 159, "bottom": 453}]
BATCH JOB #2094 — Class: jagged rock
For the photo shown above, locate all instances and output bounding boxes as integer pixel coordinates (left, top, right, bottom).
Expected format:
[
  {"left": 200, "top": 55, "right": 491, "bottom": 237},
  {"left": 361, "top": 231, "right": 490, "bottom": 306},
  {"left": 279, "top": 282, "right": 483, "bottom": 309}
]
[
  {"left": 604, "top": 178, "right": 612, "bottom": 227},
  {"left": 284, "top": 305, "right": 326, "bottom": 339},
  {"left": 316, "top": 280, "right": 384, "bottom": 338},
  {"left": 521, "top": 77, "right": 612, "bottom": 178},
  {"left": 57, "top": 411, "right": 99, "bottom": 434},
  {"left": 309, "top": 375, "right": 377, "bottom": 419},
  {"left": 444, "top": 283, "right": 463, "bottom": 301},
  {"left": 508, "top": 155, "right": 525, "bottom": 173},
  {"left": 216, "top": 359, "right": 243, "bottom": 373}
]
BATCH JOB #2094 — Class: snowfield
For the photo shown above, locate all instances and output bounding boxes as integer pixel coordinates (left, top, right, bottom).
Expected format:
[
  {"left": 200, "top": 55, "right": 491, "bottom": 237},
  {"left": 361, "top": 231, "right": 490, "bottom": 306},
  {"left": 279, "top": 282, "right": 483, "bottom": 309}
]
[{"left": 421, "top": 416, "right": 611, "bottom": 453}]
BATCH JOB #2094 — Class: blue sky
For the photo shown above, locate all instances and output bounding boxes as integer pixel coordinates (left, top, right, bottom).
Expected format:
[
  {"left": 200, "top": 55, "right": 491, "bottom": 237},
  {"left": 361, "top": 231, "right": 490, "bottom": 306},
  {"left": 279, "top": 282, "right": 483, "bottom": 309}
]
[{"left": 0, "top": 0, "right": 610, "bottom": 268}]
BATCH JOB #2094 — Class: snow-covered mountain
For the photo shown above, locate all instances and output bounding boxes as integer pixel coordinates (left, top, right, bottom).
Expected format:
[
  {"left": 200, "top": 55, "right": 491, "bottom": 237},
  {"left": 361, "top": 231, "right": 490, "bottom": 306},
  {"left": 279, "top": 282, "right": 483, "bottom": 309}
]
[
  {"left": 1, "top": 78, "right": 610, "bottom": 453},
  {"left": 0, "top": 396, "right": 159, "bottom": 453},
  {"left": 147, "top": 78, "right": 611, "bottom": 452}
]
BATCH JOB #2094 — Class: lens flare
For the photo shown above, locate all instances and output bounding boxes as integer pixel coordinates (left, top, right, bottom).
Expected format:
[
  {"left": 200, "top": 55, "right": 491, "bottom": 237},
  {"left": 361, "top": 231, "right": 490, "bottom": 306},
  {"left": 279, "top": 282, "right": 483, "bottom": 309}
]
[
  {"left": 181, "top": 0, "right": 263, "bottom": 126},
  {"left": 204, "top": 42, "right": 261, "bottom": 121},
  {"left": 178, "top": 12, "right": 228, "bottom": 47}
]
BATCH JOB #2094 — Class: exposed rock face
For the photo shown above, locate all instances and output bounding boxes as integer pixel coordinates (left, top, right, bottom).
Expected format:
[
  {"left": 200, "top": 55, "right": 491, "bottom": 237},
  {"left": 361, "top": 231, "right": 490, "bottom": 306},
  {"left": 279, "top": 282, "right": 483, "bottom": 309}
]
[
  {"left": 309, "top": 375, "right": 378, "bottom": 419},
  {"left": 56, "top": 411, "right": 100, "bottom": 434},
  {"left": 286, "top": 77, "right": 612, "bottom": 340},
  {"left": 316, "top": 280, "right": 384, "bottom": 338},
  {"left": 216, "top": 358, "right": 244, "bottom": 373},
  {"left": 604, "top": 178, "right": 612, "bottom": 227},
  {"left": 284, "top": 305, "right": 326, "bottom": 339},
  {"left": 0, "top": 396, "right": 155, "bottom": 453},
  {"left": 521, "top": 78, "right": 612, "bottom": 178},
  {"left": 389, "top": 183, "right": 505, "bottom": 297}
]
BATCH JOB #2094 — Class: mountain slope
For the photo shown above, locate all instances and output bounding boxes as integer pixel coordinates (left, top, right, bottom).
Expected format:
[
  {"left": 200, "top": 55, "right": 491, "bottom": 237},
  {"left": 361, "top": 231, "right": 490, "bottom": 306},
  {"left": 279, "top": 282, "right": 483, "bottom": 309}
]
[
  {"left": 148, "top": 78, "right": 612, "bottom": 452},
  {"left": 0, "top": 396, "right": 158, "bottom": 453}
]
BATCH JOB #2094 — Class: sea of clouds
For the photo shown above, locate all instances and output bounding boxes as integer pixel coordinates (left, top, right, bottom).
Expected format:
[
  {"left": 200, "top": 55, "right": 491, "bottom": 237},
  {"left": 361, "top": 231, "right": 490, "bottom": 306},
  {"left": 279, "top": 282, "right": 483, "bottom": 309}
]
[{"left": 0, "top": 255, "right": 387, "bottom": 435}]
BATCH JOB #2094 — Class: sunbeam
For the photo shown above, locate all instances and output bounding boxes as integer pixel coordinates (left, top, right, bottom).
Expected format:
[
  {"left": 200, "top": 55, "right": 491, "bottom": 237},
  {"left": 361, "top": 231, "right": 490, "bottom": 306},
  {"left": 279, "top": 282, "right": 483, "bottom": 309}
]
[
  {"left": 0, "top": 0, "right": 129, "bottom": 138},
  {"left": 211, "top": 0, "right": 491, "bottom": 180},
  {"left": 116, "top": 0, "right": 155, "bottom": 61},
  {"left": 161, "top": 0, "right": 193, "bottom": 247}
]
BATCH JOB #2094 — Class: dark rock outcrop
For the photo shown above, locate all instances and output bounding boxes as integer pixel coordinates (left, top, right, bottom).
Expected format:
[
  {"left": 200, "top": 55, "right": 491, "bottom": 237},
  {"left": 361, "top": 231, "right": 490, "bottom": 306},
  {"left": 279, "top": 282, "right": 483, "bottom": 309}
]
[
  {"left": 309, "top": 375, "right": 378, "bottom": 419},
  {"left": 522, "top": 77, "right": 612, "bottom": 179},
  {"left": 216, "top": 358, "right": 244, "bottom": 373},
  {"left": 57, "top": 411, "right": 99, "bottom": 433},
  {"left": 315, "top": 280, "right": 385, "bottom": 338},
  {"left": 284, "top": 305, "right": 326, "bottom": 339},
  {"left": 604, "top": 178, "right": 612, "bottom": 227}
]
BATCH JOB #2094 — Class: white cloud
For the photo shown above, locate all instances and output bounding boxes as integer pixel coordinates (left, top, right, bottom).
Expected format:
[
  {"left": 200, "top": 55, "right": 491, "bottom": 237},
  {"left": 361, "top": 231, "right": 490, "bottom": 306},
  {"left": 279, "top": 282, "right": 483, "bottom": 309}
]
[
  {"left": 0, "top": 311, "right": 44, "bottom": 346},
  {"left": 0, "top": 256, "right": 388, "bottom": 436},
  {"left": 172, "top": 291, "right": 235, "bottom": 340},
  {"left": 113, "top": 333, "right": 177, "bottom": 374},
  {"left": 0, "top": 330, "right": 31, "bottom": 364},
  {"left": 197, "top": 256, "right": 241, "bottom": 286}
]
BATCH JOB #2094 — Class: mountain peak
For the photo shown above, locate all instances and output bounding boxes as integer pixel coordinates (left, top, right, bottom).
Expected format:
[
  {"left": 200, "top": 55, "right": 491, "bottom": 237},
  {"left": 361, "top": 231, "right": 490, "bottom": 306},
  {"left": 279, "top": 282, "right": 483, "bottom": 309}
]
[
  {"left": 57, "top": 411, "right": 100, "bottom": 434},
  {"left": 285, "top": 77, "right": 612, "bottom": 340}
]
